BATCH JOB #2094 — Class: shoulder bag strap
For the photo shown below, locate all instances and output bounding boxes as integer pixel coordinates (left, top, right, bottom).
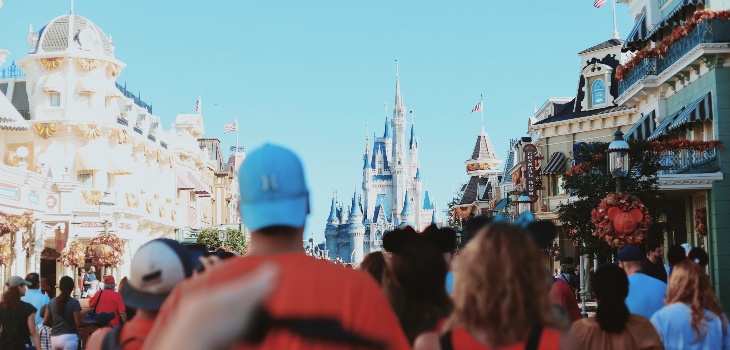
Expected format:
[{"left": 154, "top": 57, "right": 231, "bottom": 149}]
[
  {"left": 92, "top": 290, "right": 104, "bottom": 312},
  {"left": 439, "top": 331, "right": 454, "bottom": 350},
  {"left": 524, "top": 326, "right": 543, "bottom": 350}
]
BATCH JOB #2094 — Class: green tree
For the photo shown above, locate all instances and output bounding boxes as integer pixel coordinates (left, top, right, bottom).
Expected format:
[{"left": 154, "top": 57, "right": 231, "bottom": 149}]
[
  {"left": 556, "top": 141, "right": 666, "bottom": 259},
  {"left": 196, "top": 227, "right": 247, "bottom": 255}
]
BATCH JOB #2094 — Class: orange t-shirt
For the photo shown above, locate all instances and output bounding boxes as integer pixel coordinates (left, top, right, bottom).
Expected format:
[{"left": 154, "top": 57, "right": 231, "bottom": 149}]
[
  {"left": 447, "top": 327, "right": 560, "bottom": 350},
  {"left": 85, "top": 317, "right": 153, "bottom": 350},
  {"left": 144, "top": 254, "right": 410, "bottom": 350}
]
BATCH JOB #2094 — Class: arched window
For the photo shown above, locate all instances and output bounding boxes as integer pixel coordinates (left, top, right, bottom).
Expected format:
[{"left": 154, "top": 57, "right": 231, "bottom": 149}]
[{"left": 592, "top": 79, "right": 606, "bottom": 106}]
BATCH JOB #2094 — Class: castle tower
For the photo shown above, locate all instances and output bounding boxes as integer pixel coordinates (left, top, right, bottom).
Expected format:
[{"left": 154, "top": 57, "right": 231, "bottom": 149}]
[
  {"left": 325, "top": 196, "right": 340, "bottom": 260},
  {"left": 400, "top": 190, "right": 415, "bottom": 228},
  {"left": 391, "top": 63, "right": 408, "bottom": 222},
  {"left": 348, "top": 191, "right": 366, "bottom": 263}
]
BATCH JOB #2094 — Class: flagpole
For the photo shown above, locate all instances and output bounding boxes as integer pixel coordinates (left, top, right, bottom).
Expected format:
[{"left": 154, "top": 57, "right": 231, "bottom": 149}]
[
  {"left": 235, "top": 115, "right": 239, "bottom": 156},
  {"left": 480, "top": 94, "right": 484, "bottom": 133},
  {"left": 612, "top": 0, "right": 619, "bottom": 39}
]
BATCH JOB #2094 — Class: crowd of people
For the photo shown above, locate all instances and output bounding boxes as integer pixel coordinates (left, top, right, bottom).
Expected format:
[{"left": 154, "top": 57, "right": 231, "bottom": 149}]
[{"left": 0, "top": 143, "right": 728, "bottom": 349}]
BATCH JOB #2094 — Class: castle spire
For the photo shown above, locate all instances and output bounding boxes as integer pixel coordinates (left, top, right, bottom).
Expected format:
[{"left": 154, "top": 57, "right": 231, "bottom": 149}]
[
  {"left": 383, "top": 115, "right": 391, "bottom": 138},
  {"left": 364, "top": 125, "right": 371, "bottom": 169},
  {"left": 393, "top": 60, "right": 406, "bottom": 121},
  {"left": 327, "top": 194, "right": 338, "bottom": 223},
  {"left": 409, "top": 110, "right": 416, "bottom": 149}
]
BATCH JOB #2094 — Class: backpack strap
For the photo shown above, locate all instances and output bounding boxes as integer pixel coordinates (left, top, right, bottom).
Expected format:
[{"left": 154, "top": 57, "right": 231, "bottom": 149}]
[
  {"left": 524, "top": 326, "right": 543, "bottom": 350},
  {"left": 439, "top": 331, "right": 454, "bottom": 350},
  {"left": 101, "top": 324, "right": 143, "bottom": 350}
]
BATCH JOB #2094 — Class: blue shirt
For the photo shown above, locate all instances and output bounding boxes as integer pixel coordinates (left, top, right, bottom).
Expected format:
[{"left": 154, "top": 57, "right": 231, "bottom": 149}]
[
  {"left": 626, "top": 272, "right": 667, "bottom": 319},
  {"left": 445, "top": 271, "right": 454, "bottom": 295},
  {"left": 21, "top": 288, "right": 50, "bottom": 325},
  {"left": 651, "top": 303, "right": 730, "bottom": 349}
]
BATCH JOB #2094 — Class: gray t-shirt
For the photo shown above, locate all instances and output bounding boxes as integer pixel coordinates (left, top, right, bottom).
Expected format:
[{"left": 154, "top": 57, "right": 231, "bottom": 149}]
[{"left": 48, "top": 297, "right": 81, "bottom": 336}]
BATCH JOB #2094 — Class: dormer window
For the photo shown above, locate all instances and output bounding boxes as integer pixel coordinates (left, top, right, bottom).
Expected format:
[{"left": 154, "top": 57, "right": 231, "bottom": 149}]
[
  {"left": 49, "top": 92, "right": 61, "bottom": 107},
  {"left": 591, "top": 79, "right": 606, "bottom": 107}
]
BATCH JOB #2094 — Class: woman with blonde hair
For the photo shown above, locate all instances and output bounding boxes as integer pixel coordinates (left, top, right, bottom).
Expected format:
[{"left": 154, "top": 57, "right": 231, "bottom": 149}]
[
  {"left": 651, "top": 260, "right": 729, "bottom": 348},
  {"left": 414, "top": 222, "right": 578, "bottom": 350}
]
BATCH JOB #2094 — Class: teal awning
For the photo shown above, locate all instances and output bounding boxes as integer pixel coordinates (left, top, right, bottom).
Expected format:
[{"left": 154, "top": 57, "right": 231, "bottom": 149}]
[{"left": 491, "top": 198, "right": 508, "bottom": 212}]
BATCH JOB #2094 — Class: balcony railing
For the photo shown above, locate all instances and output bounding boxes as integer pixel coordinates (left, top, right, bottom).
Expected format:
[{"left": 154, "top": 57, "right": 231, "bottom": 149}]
[
  {"left": 619, "top": 19, "right": 730, "bottom": 97},
  {"left": 657, "top": 147, "right": 719, "bottom": 175},
  {"left": 618, "top": 58, "right": 656, "bottom": 96},
  {"left": 117, "top": 116, "right": 128, "bottom": 126},
  {"left": 115, "top": 82, "right": 153, "bottom": 114}
]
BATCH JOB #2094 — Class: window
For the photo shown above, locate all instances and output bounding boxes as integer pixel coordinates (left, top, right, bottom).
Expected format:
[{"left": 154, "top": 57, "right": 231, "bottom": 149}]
[
  {"left": 591, "top": 79, "right": 606, "bottom": 107},
  {"left": 80, "top": 93, "right": 91, "bottom": 107},
  {"left": 550, "top": 175, "right": 567, "bottom": 196},
  {"left": 78, "top": 172, "right": 93, "bottom": 188},
  {"left": 50, "top": 92, "right": 61, "bottom": 107}
]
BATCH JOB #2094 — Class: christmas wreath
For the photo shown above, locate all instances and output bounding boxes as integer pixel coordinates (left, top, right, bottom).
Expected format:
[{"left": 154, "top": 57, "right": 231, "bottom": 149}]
[
  {"left": 695, "top": 207, "right": 707, "bottom": 237},
  {"left": 591, "top": 193, "right": 651, "bottom": 247},
  {"left": 41, "top": 247, "right": 61, "bottom": 260},
  {"left": 89, "top": 232, "right": 124, "bottom": 267},
  {"left": 61, "top": 240, "right": 86, "bottom": 267}
]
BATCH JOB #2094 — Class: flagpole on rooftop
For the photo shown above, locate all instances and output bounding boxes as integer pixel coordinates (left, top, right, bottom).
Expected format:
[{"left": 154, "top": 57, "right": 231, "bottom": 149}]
[
  {"left": 235, "top": 115, "right": 239, "bottom": 156},
  {"left": 480, "top": 94, "right": 485, "bottom": 133},
  {"left": 612, "top": 0, "right": 619, "bottom": 39}
]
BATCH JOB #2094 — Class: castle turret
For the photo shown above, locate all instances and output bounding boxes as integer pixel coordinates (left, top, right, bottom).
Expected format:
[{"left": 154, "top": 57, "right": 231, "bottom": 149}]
[
  {"left": 348, "top": 191, "right": 366, "bottom": 263},
  {"left": 391, "top": 63, "right": 408, "bottom": 221},
  {"left": 325, "top": 196, "right": 340, "bottom": 259},
  {"left": 400, "top": 190, "right": 415, "bottom": 227}
]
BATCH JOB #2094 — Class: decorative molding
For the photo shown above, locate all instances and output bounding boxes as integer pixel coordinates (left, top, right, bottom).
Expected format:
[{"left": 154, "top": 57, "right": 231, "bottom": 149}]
[
  {"left": 77, "top": 58, "right": 100, "bottom": 71},
  {"left": 118, "top": 129, "right": 129, "bottom": 144},
  {"left": 125, "top": 193, "right": 139, "bottom": 208},
  {"left": 159, "top": 206, "right": 165, "bottom": 218},
  {"left": 171, "top": 210, "right": 177, "bottom": 221},
  {"left": 33, "top": 123, "right": 59, "bottom": 139},
  {"left": 106, "top": 63, "right": 121, "bottom": 78},
  {"left": 78, "top": 124, "right": 102, "bottom": 140},
  {"left": 145, "top": 202, "right": 152, "bottom": 214},
  {"left": 81, "top": 190, "right": 103, "bottom": 206},
  {"left": 40, "top": 57, "right": 64, "bottom": 70}
]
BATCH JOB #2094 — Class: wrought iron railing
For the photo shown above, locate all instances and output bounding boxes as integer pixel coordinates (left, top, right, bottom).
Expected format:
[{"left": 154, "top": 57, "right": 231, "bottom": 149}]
[
  {"left": 619, "top": 19, "right": 730, "bottom": 97},
  {"left": 115, "top": 82, "right": 153, "bottom": 114},
  {"left": 117, "top": 116, "right": 128, "bottom": 126},
  {"left": 0, "top": 61, "right": 24, "bottom": 79},
  {"left": 618, "top": 58, "right": 656, "bottom": 96},
  {"left": 147, "top": 134, "right": 156, "bottom": 142},
  {"left": 657, "top": 147, "right": 719, "bottom": 174},
  {"left": 133, "top": 126, "right": 143, "bottom": 135},
  {"left": 160, "top": 141, "right": 168, "bottom": 149}
]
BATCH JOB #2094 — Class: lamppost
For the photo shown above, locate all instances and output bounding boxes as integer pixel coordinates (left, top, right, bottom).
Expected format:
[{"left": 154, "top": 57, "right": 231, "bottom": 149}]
[
  {"left": 608, "top": 129, "right": 631, "bottom": 193},
  {"left": 515, "top": 190, "right": 533, "bottom": 215},
  {"left": 217, "top": 226, "right": 227, "bottom": 249}
]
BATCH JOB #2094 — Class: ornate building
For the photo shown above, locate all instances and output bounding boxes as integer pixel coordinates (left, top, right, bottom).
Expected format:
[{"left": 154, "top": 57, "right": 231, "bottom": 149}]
[
  {"left": 0, "top": 12, "right": 239, "bottom": 293},
  {"left": 453, "top": 127, "right": 503, "bottom": 220},
  {"left": 324, "top": 65, "right": 436, "bottom": 263}
]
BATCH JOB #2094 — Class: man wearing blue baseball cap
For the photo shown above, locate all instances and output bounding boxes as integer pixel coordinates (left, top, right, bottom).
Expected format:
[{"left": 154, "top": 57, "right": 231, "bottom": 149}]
[
  {"left": 145, "top": 144, "right": 409, "bottom": 350},
  {"left": 619, "top": 245, "right": 667, "bottom": 319}
]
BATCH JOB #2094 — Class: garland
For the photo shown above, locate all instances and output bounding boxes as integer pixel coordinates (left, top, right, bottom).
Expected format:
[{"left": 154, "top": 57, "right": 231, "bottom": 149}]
[
  {"left": 695, "top": 207, "right": 707, "bottom": 237},
  {"left": 591, "top": 193, "right": 651, "bottom": 247},
  {"left": 0, "top": 234, "right": 12, "bottom": 266},
  {"left": 649, "top": 140, "right": 722, "bottom": 152},
  {"left": 89, "top": 232, "right": 124, "bottom": 267},
  {"left": 617, "top": 10, "right": 730, "bottom": 81},
  {"left": 0, "top": 211, "right": 34, "bottom": 237},
  {"left": 41, "top": 247, "right": 61, "bottom": 260},
  {"left": 61, "top": 240, "right": 86, "bottom": 267}
]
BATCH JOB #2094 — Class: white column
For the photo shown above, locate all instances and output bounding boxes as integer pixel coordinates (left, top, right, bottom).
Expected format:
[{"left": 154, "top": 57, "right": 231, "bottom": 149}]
[{"left": 12, "top": 229, "right": 26, "bottom": 276}]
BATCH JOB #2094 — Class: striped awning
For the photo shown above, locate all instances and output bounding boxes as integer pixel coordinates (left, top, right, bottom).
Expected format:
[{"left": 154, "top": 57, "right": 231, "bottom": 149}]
[
  {"left": 623, "top": 12, "right": 648, "bottom": 51},
  {"left": 542, "top": 152, "right": 566, "bottom": 175},
  {"left": 668, "top": 92, "right": 712, "bottom": 131},
  {"left": 647, "top": 109, "right": 685, "bottom": 141},
  {"left": 625, "top": 111, "right": 656, "bottom": 141},
  {"left": 646, "top": 0, "right": 706, "bottom": 41},
  {"left": 177, "top": 171, "right": 194, "bottom": 190},
  {"left": 187, "top": 171, "right": 211, "bottom": 196},
  {"left": 0, "top": 93, "right": 29, "bottom": 131}
]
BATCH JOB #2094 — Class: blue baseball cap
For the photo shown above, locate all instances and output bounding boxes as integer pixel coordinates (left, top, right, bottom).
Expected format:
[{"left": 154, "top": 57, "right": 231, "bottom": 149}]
[
  {"left": 239, "top": 144, "right": 310, "bottom": 231},
  {"left": 618, "top": 246, "right": 643, "bottom": 262}
]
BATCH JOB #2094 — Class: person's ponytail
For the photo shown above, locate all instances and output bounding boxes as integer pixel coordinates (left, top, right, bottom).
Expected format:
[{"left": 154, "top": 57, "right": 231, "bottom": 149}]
[
  {"left": 56, "top": 276, "right": 74, "bottom": 315},
  {"left": 595, "top": 297, "right": 630, "bottom": 333},
  {"left": 593, "top": 264, "right": 631, "bottom": 334}
]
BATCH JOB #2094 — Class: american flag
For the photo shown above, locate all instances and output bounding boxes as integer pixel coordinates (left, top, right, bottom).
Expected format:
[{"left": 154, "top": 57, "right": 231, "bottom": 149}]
[
  {"left": 224, "top": 120, "right": 237, "bottom": 134},
  {"left": 594, "top": 0, "right": 606, "bottom": 8},
  {"left": 194, "top": 100, "right": 199, "bottom": 111},
  {"left": 471, "top": 101, "right": 482, "bottom": 113}
]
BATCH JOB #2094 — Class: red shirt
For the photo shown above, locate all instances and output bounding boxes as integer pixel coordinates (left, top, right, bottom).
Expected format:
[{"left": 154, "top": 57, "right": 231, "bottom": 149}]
[
  {"left": 448, "top": 327, "right": 560, "bottom": 350},
  {"left": 89, "top": 289, "right": 126, "bottom": 327},
  {"left": 144, "top": 254, "right": 410, "bottom": 350},
  {"left": 549, "top": 278, "right": 582, "bottom": 323}
]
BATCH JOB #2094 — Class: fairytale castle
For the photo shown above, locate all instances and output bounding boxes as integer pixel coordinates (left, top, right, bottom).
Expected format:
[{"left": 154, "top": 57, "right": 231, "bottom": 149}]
[{"left": 324, "top": 65, "right": 436, "bottom": 263}]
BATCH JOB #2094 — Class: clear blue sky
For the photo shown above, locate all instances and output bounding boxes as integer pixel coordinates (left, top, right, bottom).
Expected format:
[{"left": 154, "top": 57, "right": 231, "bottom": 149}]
[{"left": 0, "top": 1, "right": 632, "bottom": 242}]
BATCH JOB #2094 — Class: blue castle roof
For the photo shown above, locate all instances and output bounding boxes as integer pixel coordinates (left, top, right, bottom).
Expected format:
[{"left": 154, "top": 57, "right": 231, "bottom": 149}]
[
  {"left": 415, "top": 168, "right": 421, "bottom": 180},
  {"left": 327, "top": 197, "right": 338, "bottom": 222},
  {"left": 371, "top": 141, "right": 389, "bottom": 170},
  {"left": 431, "top": 209, "right": 438, "bottom": 224},
  {"left": 401, "top": 190, "right": 414, "bottom": 215},
  {"left": 373, "top": 194, "right": 392, "bottom": 222},
  {"left": 410, "top": 124, "right": 416, "bottom": 149},
  {"left": 383, "top": 116, "right": 391, "bottom": 138},
  {"left": 350, "top": 191, "right": 363, "bottom": 217},
  {"left": 423, "top": 190, "right": 434, "bottom": 210}
]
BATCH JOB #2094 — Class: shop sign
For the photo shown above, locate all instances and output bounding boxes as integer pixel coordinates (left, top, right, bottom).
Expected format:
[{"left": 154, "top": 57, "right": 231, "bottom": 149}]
[{"left": 523, "top": 144, "right": 539, "bottom": 198}]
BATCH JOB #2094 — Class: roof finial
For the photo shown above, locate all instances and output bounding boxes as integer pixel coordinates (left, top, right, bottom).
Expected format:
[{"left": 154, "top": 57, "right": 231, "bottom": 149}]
[{"left": 393, "top": 60, "right": 405, "bottom": 120}]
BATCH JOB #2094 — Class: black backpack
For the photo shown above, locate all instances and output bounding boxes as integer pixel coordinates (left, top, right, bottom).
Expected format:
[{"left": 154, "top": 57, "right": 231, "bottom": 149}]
[{"left": 101, "top": 325, "right": 143, "bottom": 350}]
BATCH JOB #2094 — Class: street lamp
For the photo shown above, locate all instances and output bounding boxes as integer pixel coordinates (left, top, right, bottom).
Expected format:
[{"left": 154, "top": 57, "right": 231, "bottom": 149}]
[
  {"left": 71, "top": 214, "right": 82, "bottom": 298},
  {"left": 608, "top": 129, "right": 630, "bottom": 193},
  {"left": 99, "top": 191, "right": 115, "bottom": 233},
  {"left": 515, "top": 190, "right": 532, "bottom": 215}
]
